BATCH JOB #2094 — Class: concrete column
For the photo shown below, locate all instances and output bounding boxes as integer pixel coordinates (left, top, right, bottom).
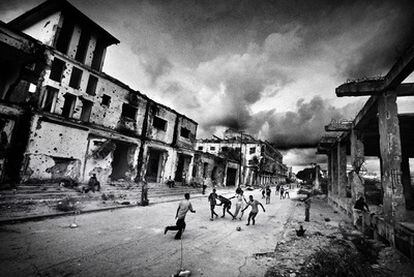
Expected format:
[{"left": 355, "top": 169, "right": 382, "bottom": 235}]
[
  {"left": 327, "top": 153, "right": 332, "bottom": 194},
  {"left": 378, "top": 92, "right": 405, "bottom": 223},
  {"left": 350, "top": 129, "right": 365, "bottom": 173},
  {"left": 331, "top": 145, "right": 338, "bottom": 196},
  {"left": 338, "top": 141, "right": 347, "bottom": 198}
]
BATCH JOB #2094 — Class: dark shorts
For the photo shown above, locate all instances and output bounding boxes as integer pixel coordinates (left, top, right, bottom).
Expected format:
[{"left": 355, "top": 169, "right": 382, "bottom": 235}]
[{"left": 249, "top": 211, "right": 258, "bottom": 217}]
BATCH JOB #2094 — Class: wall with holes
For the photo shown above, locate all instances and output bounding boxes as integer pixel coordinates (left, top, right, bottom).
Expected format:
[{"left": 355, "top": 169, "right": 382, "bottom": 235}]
[
  {"left": 21, "top": 114, "right": 89, "bottom": 182},
  {"left": 40, "top": 50, "right": 147, "bottom": 135},
  {"left": 176, "top": 116, "right": 197, "bottom": 150},
  {"left": 146, "top": 105, "right": 176, "bottom": 144}
]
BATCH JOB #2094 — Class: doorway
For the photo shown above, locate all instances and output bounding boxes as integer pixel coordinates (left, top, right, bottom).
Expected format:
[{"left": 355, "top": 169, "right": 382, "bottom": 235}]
[
  {"left": 110, "top": 142, "right": 132, "bottom": 180},
  {"left": 226, "top": 167, "right": 237, "bottom": 187},
  {"left": 146, "top": 148, "right": 165, "bottom": 182}
]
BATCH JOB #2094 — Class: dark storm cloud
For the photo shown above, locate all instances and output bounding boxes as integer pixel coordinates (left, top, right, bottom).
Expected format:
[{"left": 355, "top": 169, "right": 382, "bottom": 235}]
[
  {"left": 3, "top": 0, "right": 414, "bottom": 151},
  {"left": 248, "top": 96, "right": 364, "bottom": 149}
]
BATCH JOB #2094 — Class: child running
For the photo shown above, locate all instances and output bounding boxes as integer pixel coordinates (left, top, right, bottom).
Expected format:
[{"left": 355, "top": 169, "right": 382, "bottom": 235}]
[
  {"left": 217, "top": 195, "right": 235, "bottom": 218},
  {"left": 242, "top": 195, "right": 265, "bottom": 226},
  {"left": 233, "top": 188, "right": 247, "bottom": 220},
  {"left": 208, "top": 188, "right": 219, "bottom": 220}
]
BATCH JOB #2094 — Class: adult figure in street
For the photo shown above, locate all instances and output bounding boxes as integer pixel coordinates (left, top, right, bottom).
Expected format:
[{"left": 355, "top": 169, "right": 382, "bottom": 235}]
[
  {"left": 303, "top": 195, "right": 311, "bottom": 222},
  {"left": 353, "top": 194, "right": 370, "bottom": 228},
  {"left": 284, "top": 186, "right": 290, "bottom": 199},
  {"left": 279, "top": 185, "right": 285, "bottom": 199},
  {"left": 140, "top": 177, "right": 149, "bottom": 206},
  {"left": 265, "top": 185, "right": 271, "bottom": 204},
  {"left": 242, "top": 195, "right": 265, "bottom": 226},
  {"left": 202, "top": 181, "right": 207, "bottom": 195},
  {"left": 164, "top": 193, "right": 196, "bottom": 239},
  {"left": 208, "top": 188, "right": 219, "bottom": 220},
  {"left": 217, "top": 195, "right": 235, "bottom": 218},
  {"left": 233, "top": 188, "right": 247, "bottom": 220}
]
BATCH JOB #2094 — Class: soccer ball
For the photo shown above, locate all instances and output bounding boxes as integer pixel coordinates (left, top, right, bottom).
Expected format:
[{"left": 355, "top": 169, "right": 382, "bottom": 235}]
[{"left": 236, "top": 226, "right": 242, "bottom": 231}]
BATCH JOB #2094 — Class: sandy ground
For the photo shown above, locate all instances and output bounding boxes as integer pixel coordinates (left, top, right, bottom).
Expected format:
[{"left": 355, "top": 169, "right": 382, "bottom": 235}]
[{"left": 1, "top": 188, "right": 413, "bottom": 277}]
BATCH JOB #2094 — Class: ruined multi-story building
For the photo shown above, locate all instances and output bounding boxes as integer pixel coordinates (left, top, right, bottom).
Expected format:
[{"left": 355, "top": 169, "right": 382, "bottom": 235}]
[
  {"left": 196, "top": 129, "right": 288, "bottom": 187},
  {"left": 0, "top": 0, "right": 198, "bottom": 186},
  {"left": 317, "top": 45, "right": 414, "bottom": 260}
]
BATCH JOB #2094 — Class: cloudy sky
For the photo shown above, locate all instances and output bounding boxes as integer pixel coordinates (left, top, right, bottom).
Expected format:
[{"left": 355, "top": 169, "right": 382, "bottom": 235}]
[{"left": 2, "top": 0, "right": 414, "bottom": 172}]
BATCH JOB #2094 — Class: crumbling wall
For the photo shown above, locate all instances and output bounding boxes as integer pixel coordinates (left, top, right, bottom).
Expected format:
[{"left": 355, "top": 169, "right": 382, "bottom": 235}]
[
  {"left": 84, "top": 136, "right": 140, "bottom": 184},
  {"left": 176, "top": 116, "right": 197, "bottom": 149},
  {"left": 22, "top": 115, "right": 88, "bottom": 182},
  {"left": 42, "top": 52, "right": 147, "bottom": 135},
  {"left": 191, "top": 153, "right": 226, "bottom": 187},
  {"left": 143, "top": 141, "right": 176, "bottom": 183},
  {"left": 147, "top": 105, "right": 176, "bottom": 144}
]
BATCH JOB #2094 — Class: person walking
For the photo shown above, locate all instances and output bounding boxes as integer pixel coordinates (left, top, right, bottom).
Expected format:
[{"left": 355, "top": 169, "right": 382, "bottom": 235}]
[
  {"left": 208, "top": 188, "right": 219, "bottom": 220},
  {"left": 233, "top": 188, "right": 247, "bottom": 220},
  {"left": 265, "top": 185, "right": 271, "bottom": 204},
  {"left": 279, "top": 185, "right": 285, "bottom": 199},
  {"left": 284, "top": 187, "right": 290, "bottom": 199},
  {"left": 303, "top": 195, "right": 311, "bottom": 222},
  {"left": 140, "top": 177, "right": 149, "bottom": 206},
  {"left": 164, "top": 193, "right": 196, "bottom": 239},
  {"left": 242, "top": 195, "right": 265, "bottom": 226}
]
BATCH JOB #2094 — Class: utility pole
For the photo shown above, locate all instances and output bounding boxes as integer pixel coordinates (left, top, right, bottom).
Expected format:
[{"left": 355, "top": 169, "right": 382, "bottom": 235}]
[{"left": 238, "top": 131, "right": 243, "bottom": 188}]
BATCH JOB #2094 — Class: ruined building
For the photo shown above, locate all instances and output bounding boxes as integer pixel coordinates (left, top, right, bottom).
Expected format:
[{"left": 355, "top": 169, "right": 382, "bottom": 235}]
[
  {"left": 317, "top": 45, "right": 414, "bottom": 260},
  {"left": 197, "top": 129, "right": 288, "bottom": 187},
  {"left": 0, "top": 0, "right": 198, "bottom": 186}
]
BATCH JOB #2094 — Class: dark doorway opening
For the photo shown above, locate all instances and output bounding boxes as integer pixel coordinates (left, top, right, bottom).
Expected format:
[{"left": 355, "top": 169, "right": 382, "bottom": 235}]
[
  {"left": 226, "top": 167, "right": 237, "bottom": 187},
  {"left": 175, "top": 154, "right": 191, "bottom": 182},
  {"left": 110, "top": 142, "right": 132, "bottom": 180},
  {"left": 146, "top": 148, "right": 165, "bottom": 183}
]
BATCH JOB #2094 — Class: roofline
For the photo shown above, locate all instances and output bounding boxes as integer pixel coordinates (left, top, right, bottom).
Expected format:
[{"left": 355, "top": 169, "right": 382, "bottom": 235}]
[{"left": 8, "top": 0, "right": 119, "bottom": 45}]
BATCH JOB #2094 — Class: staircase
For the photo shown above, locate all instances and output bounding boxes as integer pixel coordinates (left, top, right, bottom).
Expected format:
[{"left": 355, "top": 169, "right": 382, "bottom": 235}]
[{"left": 0, "top": 181, "right": 204, "bottom": 220}]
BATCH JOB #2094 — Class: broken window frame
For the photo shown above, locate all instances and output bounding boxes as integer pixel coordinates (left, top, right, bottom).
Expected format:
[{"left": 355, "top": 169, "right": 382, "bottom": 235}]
[
  {"left": 80, "top": 99, "right": 93, "bottom": 122},
  {"left": 121, "top": 103, "right": 137, "bottom": 120},
  {"left": 180, "top": 127, "right": 191, "bottom": 139},
  {"left": 198, "top": 146, "right": 203, "bottom": 151},
  {"left": 249, "top": 147, "right": 256, "bottom": 154},
  {"left": 69, "top": 67, "right": 83, "bottom": 89},
  {"left": 210, "top": 146, "right": 216, "bottom": 151},
  {"left": 49, "top": 58, "right": 65, "bottom": 82},
  {"left": 101, "top": 94, "right": 111, "bottom": 106},
  {"left": 75, "top": 30, "right": 90, "bottom": 63},
  {"left": 85, "top": 74, "right": 98, "bottom": 96},
  {"left": 55, "top": 18, "right": 74, "bottom": 54},
  {"left": 41, "top": 86, "right": 59, "bottom": 113},
  {"left": 91, "top": 40, "right": 105, "bottom": 71},
  {"left": 61, "top": 93, "right": 77, "bottom": 118},
  {"left": 152, "top": 116, "right": 168, "bottom": 131}
]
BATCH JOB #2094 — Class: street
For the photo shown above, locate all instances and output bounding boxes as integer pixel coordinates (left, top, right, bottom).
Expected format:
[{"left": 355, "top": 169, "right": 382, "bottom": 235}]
[{"left": 0, "top": 189, "right": 296, "bottom": 277}]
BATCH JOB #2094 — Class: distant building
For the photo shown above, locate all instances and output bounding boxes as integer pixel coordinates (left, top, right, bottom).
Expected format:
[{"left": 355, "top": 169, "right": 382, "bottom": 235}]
[{"left": 196, "top": 129, "right": 288, "bottom": 186}]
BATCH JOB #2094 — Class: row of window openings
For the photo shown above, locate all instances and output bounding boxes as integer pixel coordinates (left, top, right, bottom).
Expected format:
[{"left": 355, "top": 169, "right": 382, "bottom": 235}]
[
  {"left": 41, "top": 88, "right": 92, "bottom": 121},
  {"left": 198, "top": 146, "right": 256, "bottom": 153},
  {"left": 40, "top": 90, "right": 189, "bottom": 136},
  {"left": 50, "top": 58, "right": 99, "bottom": 96},
  {"left": 55, "top": 19, "right": 104, "bottom": 70}
]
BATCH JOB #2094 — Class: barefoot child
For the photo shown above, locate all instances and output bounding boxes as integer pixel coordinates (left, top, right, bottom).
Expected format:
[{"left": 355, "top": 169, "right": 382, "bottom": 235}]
[{"left": 242, "top": 195, "right": 265, "bottom": 225}]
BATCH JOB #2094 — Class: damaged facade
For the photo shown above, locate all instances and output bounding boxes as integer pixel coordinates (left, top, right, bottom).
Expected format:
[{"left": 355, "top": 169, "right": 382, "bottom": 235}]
[
  {"left": 197, "top": 129, "right": 288, "bottom": 187},
  {"left": 317, "top": 45, "right": 414, "bottom": 260},
  {"left": 0, "top": 0, "right": 199, "bottom": 186}
]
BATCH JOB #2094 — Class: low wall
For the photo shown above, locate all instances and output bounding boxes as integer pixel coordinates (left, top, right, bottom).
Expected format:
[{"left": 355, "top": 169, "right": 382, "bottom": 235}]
[{"left": 328, "top": 195, "right": 414, "bottom": 262}]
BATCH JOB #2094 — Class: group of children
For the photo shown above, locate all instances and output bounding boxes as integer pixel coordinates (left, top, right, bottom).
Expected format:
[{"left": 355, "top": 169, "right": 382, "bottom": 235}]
[{"left": 208, "top": 187, "right": 266, "bottom": 226}]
